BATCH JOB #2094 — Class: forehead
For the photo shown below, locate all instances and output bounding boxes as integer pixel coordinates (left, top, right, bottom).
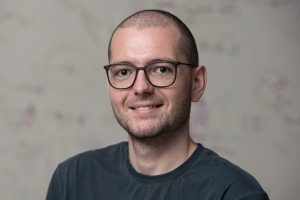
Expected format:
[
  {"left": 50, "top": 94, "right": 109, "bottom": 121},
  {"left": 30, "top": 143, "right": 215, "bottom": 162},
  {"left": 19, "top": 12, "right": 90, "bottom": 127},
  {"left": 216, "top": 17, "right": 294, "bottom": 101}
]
[{"left": 110, "top": 25, "right": 182, "bottom": 63}]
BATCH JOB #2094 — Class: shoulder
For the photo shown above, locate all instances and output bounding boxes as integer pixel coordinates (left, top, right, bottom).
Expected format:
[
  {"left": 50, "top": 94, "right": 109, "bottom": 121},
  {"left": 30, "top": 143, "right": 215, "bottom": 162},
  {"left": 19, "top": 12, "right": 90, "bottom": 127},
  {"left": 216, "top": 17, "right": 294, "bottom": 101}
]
[
  {"left": 190, "top": 144, "right": 268, "bottom": 199},
  {"left": 47, "top": 142, "right": 129, "bottom": 199},
  {"left": 57, "top": 142, "right": 127, "bottom": 172},
  {"left": 196, "top": 146, "right": 260, "bottom": 184}
]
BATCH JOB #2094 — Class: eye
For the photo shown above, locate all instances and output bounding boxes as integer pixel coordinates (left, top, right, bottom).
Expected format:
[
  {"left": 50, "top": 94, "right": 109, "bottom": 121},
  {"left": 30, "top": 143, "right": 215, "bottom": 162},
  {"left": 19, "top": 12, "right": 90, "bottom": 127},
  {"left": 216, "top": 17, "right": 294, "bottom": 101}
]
[
  {"left": 150, "top": 64, "right": 174, "bottom": 75},
  {"left": 156, "top": 67, "right": 168, "bottom": 73},
  {"left": 118, "top": 69, "right": 129, "bottom": 76},
  {"left": 110, "top": 65, "right": 134, "bottom": 79}
]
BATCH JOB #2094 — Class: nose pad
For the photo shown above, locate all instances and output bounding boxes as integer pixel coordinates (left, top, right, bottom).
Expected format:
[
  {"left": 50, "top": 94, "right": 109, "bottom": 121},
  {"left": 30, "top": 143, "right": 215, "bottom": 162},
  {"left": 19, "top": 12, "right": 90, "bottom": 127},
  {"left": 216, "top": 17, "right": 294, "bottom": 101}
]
[{"left": 132, "top": 70, "right": 154, "bottom": 95}]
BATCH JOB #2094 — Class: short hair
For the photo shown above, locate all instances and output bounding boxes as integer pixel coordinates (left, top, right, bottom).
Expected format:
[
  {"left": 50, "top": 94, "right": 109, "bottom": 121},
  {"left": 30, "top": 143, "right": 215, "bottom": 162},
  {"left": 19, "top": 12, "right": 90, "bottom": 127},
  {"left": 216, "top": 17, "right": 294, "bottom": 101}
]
[{"left": 108, "top": 9, "right": 199, "bottom": 66}]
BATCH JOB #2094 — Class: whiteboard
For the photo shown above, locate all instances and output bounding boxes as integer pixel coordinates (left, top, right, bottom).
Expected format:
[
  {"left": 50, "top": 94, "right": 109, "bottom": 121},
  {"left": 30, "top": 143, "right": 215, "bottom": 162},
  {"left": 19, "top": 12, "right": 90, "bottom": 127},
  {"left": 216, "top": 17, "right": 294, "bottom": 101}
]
[{"left": 0, "top": 0, "right": 299, "bottom": 199}]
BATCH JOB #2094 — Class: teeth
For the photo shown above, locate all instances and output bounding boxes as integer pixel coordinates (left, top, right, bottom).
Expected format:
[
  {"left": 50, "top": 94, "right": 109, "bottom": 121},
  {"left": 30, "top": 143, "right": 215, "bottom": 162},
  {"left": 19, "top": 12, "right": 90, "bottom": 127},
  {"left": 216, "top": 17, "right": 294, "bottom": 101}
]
[{"left": 135, "top": 105, "right": 156, "bottom": 110}]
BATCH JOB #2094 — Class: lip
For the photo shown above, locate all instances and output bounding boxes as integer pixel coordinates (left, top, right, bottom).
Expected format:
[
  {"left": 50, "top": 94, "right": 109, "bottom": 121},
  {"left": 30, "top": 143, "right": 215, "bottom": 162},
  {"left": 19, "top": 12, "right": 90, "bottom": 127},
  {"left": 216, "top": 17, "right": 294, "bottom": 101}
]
[
  {"left": 129, "top": 103, "right": 163, "bottom": 111},
  {"left": 128, "top": 104, "right": 163, "bottom": 119},
  {"left": 127, "top": 100, "right": 164, "bottom": 115}
]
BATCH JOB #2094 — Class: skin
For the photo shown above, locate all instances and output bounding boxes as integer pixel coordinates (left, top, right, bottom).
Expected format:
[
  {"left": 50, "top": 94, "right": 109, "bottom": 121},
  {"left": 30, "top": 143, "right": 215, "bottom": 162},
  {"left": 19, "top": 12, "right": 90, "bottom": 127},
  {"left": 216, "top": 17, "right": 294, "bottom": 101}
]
[{"left": 109, "top": 24, "right": 207, "bottom": 175}]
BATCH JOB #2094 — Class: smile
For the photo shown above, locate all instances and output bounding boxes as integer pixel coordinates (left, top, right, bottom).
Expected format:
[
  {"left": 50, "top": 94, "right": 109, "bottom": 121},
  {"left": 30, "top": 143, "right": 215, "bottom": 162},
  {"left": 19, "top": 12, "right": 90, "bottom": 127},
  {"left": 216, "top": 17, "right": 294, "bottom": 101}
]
[{"left": 129, "top": 104, "right": 163, "bottom": 111}]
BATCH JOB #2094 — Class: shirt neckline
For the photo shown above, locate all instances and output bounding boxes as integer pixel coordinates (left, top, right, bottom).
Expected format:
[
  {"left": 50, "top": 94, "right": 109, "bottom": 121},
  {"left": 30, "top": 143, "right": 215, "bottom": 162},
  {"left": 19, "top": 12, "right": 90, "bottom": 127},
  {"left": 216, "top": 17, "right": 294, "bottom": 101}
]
[{"left": 124, "top": 143, "right": 204, "bottom": 184}]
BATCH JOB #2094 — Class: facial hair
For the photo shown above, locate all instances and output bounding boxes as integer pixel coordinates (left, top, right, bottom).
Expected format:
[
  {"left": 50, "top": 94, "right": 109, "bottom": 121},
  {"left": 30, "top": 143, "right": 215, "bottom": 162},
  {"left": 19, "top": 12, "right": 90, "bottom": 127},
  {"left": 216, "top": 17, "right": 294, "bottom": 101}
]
[{"left": 111, "top": 94, "right": 192, "bottom": 144}]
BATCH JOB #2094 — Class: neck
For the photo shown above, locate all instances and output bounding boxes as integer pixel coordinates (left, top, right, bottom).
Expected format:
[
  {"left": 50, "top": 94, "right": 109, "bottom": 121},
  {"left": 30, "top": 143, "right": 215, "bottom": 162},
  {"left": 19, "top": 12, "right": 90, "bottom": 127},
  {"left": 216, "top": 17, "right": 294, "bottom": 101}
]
[{"left": 127, "top": 123, "right": 197, "bottom": 176}]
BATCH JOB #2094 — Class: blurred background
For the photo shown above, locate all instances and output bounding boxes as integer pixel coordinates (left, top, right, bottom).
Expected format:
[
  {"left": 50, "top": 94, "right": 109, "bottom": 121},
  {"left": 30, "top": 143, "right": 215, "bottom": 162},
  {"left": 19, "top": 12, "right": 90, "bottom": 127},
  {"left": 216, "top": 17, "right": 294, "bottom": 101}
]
[{"left": 0, "top": 0, "right": 299, "bottom": 199}]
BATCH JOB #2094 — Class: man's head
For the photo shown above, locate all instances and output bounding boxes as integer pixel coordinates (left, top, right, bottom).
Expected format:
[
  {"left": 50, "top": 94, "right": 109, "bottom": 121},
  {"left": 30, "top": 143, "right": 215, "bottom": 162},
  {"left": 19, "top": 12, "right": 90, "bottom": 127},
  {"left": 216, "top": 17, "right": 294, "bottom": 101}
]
[
  {"left": 106, "top": 10, "right": 206, "bottom": 142},
  {"left": 108, "top": 9, "right": 199, "bottom": 66}
]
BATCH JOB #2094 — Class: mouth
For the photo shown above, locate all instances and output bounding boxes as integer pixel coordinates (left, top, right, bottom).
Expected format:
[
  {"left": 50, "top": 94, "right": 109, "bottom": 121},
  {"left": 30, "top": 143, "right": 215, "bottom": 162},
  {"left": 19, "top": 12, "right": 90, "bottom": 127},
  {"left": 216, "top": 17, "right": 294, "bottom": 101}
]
[{"left": 129, "top": 104, "right": 163, "bottom": 111}]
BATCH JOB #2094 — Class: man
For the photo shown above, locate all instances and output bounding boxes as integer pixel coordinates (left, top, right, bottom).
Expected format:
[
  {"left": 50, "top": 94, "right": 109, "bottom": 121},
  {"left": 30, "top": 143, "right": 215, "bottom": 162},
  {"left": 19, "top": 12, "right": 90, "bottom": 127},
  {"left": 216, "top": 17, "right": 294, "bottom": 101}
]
[{"left": 47, "top": 9, "right": 269, "bottom": 200}]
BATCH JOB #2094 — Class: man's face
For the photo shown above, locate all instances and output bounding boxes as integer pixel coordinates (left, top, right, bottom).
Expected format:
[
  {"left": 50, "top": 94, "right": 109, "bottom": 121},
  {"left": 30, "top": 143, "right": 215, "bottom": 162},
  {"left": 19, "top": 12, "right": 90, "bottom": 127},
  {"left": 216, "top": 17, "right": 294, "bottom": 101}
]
[{"left": 108, "top": 25, "right": 200, "bottom": 139}]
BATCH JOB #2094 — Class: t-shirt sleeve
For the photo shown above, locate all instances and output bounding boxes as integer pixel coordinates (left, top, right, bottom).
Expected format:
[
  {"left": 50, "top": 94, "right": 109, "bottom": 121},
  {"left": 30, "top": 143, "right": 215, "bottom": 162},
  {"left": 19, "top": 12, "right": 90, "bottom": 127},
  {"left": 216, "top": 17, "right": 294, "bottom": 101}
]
[
  {"left": 237, "top": 190, "right": 270, "bottom": 200},
  {"left": 46, "top": 166, "right": 62, "bottom": 200}
]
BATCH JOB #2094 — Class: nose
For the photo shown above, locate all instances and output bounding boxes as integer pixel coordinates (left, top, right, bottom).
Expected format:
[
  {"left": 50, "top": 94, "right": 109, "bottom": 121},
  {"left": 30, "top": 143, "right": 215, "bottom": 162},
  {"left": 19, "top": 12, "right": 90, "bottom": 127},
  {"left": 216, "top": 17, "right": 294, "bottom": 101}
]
[{"left": 132, "top": 70, "right": 154, "bottom": 95}]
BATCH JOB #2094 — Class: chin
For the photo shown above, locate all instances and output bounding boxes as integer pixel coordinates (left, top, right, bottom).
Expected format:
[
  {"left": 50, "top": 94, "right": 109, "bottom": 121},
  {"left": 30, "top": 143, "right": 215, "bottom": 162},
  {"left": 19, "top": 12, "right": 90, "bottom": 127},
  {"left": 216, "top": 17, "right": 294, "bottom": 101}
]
[
  {"left": 128, "top": 128, "right": 160, "bottom": 139},
  {"left": 128, "top": 125, "right": 164, "bottom": 138}
]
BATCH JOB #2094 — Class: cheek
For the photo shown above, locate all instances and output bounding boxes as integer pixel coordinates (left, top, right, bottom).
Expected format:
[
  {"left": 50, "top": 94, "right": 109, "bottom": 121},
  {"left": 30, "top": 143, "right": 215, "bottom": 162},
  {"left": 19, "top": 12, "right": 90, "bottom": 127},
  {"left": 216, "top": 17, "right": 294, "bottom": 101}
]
[
  {"left": 174, "top": 89, "right": 191, "bottom": 105},
  {"left": 109, "top": 89, "right": 125, "bottom": 108},
  {"left": 163, "top": 88, "right": 190, "bottom": 111},
  {"left": 170, "top": 76, "right": 193, "bottom": 102}
]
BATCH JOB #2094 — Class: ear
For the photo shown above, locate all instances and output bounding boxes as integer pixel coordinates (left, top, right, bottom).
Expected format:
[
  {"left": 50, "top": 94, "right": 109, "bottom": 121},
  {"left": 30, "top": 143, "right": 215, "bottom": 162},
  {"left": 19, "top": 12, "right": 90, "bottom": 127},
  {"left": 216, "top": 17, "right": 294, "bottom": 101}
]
[{"left": 191, "top": 65, "right": 207, "bottom": 102}]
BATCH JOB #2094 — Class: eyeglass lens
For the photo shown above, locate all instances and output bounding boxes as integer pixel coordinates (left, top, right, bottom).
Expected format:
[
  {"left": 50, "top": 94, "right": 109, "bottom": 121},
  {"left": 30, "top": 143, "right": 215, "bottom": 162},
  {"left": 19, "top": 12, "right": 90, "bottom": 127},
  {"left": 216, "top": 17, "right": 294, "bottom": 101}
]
[{"left": 107, "top": 62, "right": 176, "bottom": 89}]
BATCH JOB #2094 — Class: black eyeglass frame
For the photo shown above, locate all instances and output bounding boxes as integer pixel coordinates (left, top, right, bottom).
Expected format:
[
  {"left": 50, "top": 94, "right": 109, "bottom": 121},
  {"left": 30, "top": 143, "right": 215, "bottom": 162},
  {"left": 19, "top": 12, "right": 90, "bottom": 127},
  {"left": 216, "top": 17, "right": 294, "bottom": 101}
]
[{"left": 104, "top": 60, "right": 197, "bottom": 89}]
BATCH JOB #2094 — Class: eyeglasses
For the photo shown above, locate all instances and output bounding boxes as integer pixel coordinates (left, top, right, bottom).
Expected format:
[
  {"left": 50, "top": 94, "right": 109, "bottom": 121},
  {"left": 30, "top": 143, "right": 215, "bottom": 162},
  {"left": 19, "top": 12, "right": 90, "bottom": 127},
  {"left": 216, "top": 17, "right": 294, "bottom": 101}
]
[{"left": 104, "top": 60, "right": 197, "bottom": 89}]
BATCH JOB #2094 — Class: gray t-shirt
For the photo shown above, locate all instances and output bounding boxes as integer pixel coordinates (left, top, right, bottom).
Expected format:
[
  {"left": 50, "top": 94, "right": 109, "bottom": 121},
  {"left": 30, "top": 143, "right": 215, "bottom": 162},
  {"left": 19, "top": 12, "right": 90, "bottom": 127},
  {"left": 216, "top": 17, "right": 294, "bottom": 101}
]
[{"left": 46, "top": 142, "right": 269, "bottom": 200}]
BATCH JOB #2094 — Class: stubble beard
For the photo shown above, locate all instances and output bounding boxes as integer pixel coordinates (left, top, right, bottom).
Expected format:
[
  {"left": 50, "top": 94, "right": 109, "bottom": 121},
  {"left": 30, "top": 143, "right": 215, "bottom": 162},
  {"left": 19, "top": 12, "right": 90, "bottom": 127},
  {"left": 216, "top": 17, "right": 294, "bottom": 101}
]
[{"left": 111, "top": 99, "right": 192, "bottom": 146}]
